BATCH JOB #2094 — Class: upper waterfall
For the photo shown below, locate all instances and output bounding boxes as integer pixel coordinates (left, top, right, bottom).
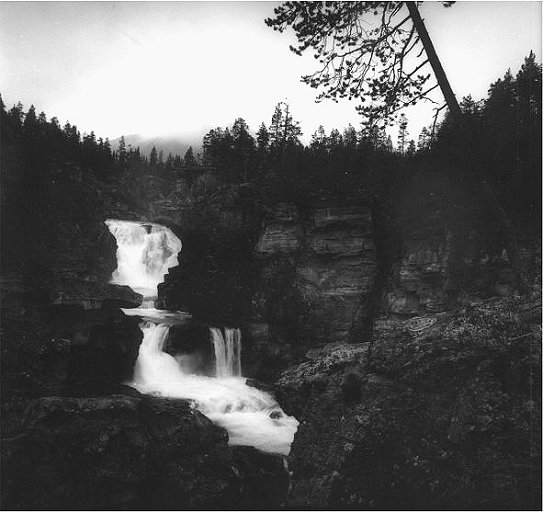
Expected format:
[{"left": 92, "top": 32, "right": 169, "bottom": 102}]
[{"left": 105, "top": 219, "right": 182, "bottom": 301}]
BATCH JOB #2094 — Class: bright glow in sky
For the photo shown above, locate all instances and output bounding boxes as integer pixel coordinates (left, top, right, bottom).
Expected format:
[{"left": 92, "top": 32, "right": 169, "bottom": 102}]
[{"left": 0, "top": 1, "right": 540, "bottom": 145}]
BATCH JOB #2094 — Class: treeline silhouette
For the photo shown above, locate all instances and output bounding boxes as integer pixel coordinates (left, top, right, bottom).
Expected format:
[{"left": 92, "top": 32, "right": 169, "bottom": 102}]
[
  {"left": 431, "top": 51, "right": 541, "bottom": 229},
  {"left": 1, "top": 53, "right": 540, "bottom": 272}
]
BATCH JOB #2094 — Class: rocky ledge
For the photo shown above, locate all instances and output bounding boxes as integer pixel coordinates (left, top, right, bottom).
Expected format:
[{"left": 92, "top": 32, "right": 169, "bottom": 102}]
[
  {"left": 275, "top": 295, "right": 542, "bottom": 510},
  {"left": 1, "top": 393, "right": 289, "bottom": 510}
]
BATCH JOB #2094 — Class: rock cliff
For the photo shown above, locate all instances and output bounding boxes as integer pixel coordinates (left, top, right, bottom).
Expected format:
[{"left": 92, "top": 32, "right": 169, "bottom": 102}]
[{"left": 244, "top": 203, "right": 377, "bottom": 380}]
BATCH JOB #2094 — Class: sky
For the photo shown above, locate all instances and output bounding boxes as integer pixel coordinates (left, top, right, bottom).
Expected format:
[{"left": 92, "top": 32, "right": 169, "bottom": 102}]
[{"left": 0, "top": 1, "right": 541, "bottom": 146}]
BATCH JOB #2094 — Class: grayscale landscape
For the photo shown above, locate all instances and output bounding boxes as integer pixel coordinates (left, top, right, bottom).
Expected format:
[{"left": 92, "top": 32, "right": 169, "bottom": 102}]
[{"left": 1, "top": 1, "right": 541, "bottom": 510}]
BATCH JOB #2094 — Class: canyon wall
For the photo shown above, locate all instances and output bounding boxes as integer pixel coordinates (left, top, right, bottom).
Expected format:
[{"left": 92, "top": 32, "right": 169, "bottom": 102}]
[{"left": 244, "top": 203, "right": 377, "bottom": 379}]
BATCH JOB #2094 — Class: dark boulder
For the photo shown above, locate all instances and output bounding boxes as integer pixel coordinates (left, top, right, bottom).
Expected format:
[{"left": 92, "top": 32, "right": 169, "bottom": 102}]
[
  {"left": 0, "top": 395, "right": 236, "bottom": 510},
  {"left": 231, "top": 446, "right": 290, "bottom": 510}
]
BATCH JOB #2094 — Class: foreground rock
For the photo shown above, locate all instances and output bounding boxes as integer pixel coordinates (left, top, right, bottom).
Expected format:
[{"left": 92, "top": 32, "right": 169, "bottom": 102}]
[
  {"left": 1, "top": 394, "right": 289, "bottom": 510},
  {"left": 1, "top": 302, "right": 143, "bottom": 400},
  {"left": 276, "top": 296, "right": 542, "bottom": 510}
]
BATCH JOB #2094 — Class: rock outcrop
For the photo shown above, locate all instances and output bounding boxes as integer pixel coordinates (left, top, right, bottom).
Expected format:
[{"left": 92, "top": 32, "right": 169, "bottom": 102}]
[
  {"left": 275, "top": 295, "right": 542, "bottom": 510},
  {"left": 1, "top": 300, "right": 144, "bottom": 399},
  {"left": 0, "top": 169, "right": 146, "bottom": 399},
  {"left": 1, "top": 394, "right": 290, "bottom": 510},
  {"left": 374, "top": 170, "right": 536, "bottom": 337}
]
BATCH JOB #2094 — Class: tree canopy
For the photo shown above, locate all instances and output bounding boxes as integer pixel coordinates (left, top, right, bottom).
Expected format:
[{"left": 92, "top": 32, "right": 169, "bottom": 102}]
[{"left": 266, "top": 1, "right": 455, "bottom": 127}]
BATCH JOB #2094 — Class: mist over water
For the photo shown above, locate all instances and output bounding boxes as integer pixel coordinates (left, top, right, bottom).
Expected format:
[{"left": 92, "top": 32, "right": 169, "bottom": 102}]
[{"left": 106, "top": 219, "right": 298, "bottom": 456}]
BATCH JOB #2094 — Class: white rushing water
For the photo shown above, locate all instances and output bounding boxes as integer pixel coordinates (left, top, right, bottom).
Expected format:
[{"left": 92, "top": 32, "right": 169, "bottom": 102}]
[
  {"left": 210, "top": 327, "right": 242, "bottom": 378},
  {"left": 132, "top": 322, "right": 298, "bottom": 455},
  {"left": 105, "top": 219, "right": 182, "bottom": 300},
  {"left": 106, "top": 219, "right": 298, "bottom": 456}
]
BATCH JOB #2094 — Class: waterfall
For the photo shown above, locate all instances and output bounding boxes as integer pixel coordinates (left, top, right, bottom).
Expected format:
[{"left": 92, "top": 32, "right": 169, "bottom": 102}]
[
  {"left": 105, "top": 219, "right": 181, "bottom": 302},
  {"left": 132, "top": 322, "right": 182, "bottom": 388},
  {"left": 210, "top": 327, "right": 242, "bottom": 378},
  {"left": 106, "top": 219, "right": 298, "bottom": 456},
  {"left": 131, "top": 322, "right": 298, "bottom": 455}
]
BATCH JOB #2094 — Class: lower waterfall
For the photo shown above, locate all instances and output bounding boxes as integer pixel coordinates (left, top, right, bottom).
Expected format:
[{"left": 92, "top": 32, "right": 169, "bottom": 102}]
[
  {"left": 210, "top": 327, "right": 242, "bottom": 378},
  {"left": 130, "top": 319, "right": 298, "bottom": 455},
  {"left": 106, "top": 219, "right": 297, "bottom": 456}
]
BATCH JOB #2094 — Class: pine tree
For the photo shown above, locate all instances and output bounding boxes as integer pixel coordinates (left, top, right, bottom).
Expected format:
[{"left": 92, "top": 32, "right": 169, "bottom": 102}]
[
  {"left": 158, "top": 149, "right": 164, "bottom": 170},
  {"left": 269, "top": 102, "right": 302, "bottom": 148},
  {"left": 417, "top": 127, "right": 431, "bottom": 151},
  {"left": 342, "top": 124, "right": 358, "bottom": 148},
  {"left": 269, "top": 104, "right": 284, "bottom": 147},
  {"left": 149, "top": 146, "right": 158, "bottom": 168},
  {"left": 397, "top": 113, "right": 409, "bottom": 154},
  {"left": 184, "top": 146, "right": 196, "bottom": 167},
  {"left": 9, "top": 102, "right": 24, "bottom": 126},
  {"left": 117, "top": 136, "right": 127, "bottom": 170},
  {"left": 231, "top": 118, "right": 255, "bottom": 182},
  {"left": 23, "top": 105, "right": 37, "bottom": 128},
  {"left": 165, "top": 153, "right": 174, "bottom": 169},
  {"left": 385, "top": 135, "right": 394, "bottom": 152},
  {"left": 364, "top": 124, "right": 387, "bottom": 149},
  {"left": 329, "top": 128, "right": 342, "bottom": 148},
  {"left": 256, "top": 123, "right": 270, "bottom": 153},
  {"left": 23, "top": 105, "right": 39, "bottom": 142},
  {"left": 232, "top": 118, "right": 255, "bottom": 151},
  {"left": 310, "top": 125, "right": 327, "bottom": 151},
  {"left": 38, "top": 111, "right": 47, "bottom": 126}
]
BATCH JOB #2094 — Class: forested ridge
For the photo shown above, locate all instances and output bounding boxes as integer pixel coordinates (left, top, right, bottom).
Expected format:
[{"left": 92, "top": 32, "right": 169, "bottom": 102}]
[{"left": 2, "top": 52, "right": 540, "bottom": 220}]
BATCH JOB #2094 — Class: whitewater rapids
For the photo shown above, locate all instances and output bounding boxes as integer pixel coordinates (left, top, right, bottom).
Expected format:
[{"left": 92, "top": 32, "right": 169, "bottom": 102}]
[
  {"left": 106, "top": 219, "right": 298, "bottom": 456},
  {"left": 131, "top": 322, "right": 297, "bottom": 455}
]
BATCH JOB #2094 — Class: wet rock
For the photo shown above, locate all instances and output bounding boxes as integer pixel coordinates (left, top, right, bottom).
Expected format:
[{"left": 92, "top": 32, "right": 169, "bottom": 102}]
[
  {"left": 275, "top": 342, "right": 370, "bottom": 417},
  {"left": 164, "top": 323, "right": 213, "bottom": 374},
  {"left": 65, "top": 309, "right": 143, "bottom": 394},
  {"left": 246, "top": 378, "right": 275, "bottom": 394},
  {"left": 274, "top": 340, "right": 370, "bottom": 509},
  {"left": 0, "top": 395, "right": 241, "bottom": 510},
  {"left": 231, "top": 446, "right": 290, "bottom": 510}
]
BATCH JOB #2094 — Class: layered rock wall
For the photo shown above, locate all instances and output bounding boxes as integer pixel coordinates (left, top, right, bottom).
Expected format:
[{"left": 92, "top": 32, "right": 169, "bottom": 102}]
[{"left": 244, "top": 203, "right": 377, "bottom": 379}]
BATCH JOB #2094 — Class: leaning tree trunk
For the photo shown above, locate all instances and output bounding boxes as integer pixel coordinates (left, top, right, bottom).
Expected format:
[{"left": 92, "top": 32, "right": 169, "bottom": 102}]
[{"left": 406, "top": 1, "right": 530, "bottom": 295}]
